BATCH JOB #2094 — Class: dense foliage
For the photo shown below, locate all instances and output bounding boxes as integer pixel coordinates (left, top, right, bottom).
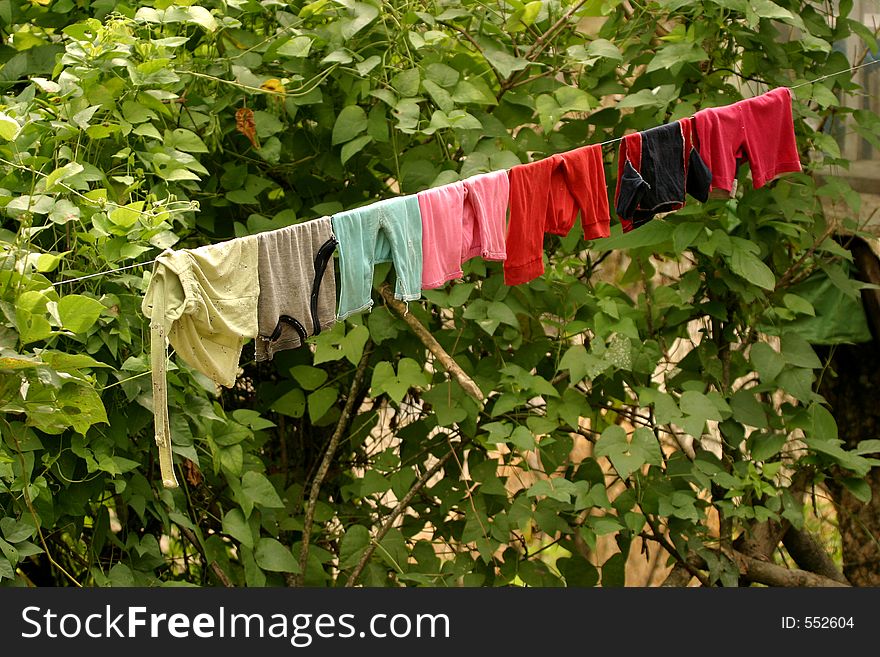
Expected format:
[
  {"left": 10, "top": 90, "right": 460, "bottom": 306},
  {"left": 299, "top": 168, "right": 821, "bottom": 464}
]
[{"left": 0, "top": 0, "right": 878, "bottom": 587}]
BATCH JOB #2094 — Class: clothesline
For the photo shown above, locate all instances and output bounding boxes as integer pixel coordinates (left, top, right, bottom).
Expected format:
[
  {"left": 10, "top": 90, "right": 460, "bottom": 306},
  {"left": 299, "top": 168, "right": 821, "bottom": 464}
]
[{"left": 46, "top": 59, "right": 878, "bottom": 287}]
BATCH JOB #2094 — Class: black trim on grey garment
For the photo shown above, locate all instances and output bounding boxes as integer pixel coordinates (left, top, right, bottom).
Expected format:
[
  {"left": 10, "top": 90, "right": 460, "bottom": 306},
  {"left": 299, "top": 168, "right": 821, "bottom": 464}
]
[
  {"left": 310, "top": 235, "right": 338, "bottom": 336},
  {"left": 269, "top": 314, "right": 308, "bottom": 345}
]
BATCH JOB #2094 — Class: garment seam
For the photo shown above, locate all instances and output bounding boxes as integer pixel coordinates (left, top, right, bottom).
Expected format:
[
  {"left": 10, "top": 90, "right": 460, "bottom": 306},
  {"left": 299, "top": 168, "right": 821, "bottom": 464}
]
[
  {"left": 337, "top": 300, "right": 374, "bottom": 322},
  {"left": 424, "top": 270, "right": 465, "bottom": 289}
]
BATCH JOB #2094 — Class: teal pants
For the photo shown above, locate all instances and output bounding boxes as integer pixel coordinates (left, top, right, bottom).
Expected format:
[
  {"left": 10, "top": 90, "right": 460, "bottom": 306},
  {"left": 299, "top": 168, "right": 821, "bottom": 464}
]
[{"left": 331, "top": 195, "right": 423, "bottom": 321}]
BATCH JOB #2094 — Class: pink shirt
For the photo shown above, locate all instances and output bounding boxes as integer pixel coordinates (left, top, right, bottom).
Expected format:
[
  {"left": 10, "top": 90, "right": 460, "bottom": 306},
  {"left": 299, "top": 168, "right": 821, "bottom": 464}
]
[
  {"left": 694, "top": 87, "right": 802, "bottom": 194},
  {"left": 417, "top": 170, "right": 509, "bottom": 289}
]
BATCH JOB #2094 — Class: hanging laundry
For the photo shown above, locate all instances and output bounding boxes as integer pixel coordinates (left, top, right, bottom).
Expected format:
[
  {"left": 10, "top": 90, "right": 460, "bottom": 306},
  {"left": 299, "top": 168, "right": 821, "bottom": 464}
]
[
  {"left": 256, "top": 218, "right": 337, "bottom": 361},
  {"left": 694, "top": 87, "right": 802, "bottom": 195},
  {"left": 505, "top": 143, "right": 610, "bottom": 286},
  {"left": 417, "top": 170, "right": 508, "bottom": 289},
  {"left": 614, "top": 118, "right": 712, "bottom": 232},
  {"left": 142, "top": 236, "right": 260, "bottom": 488},
  {"left": 331, "top": 195, "right": 423, "bottom": 320}
]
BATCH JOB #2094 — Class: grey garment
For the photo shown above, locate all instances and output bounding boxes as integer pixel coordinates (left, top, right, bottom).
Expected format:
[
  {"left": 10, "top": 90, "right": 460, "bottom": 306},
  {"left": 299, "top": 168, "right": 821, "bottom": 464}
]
[{"left": 256, "top": 217, "right": 338, "bottom": 361}]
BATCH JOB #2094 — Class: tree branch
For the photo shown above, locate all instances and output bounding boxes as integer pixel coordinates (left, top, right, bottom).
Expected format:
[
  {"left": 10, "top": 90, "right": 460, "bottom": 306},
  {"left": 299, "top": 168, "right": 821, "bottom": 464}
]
[
  {"left": 296, "top": 345, "right": 372, "bottom": 586},
  {"left": 177, "top": 524, "right": 233, "bottom": 587},
  {"left": 378, "top": 283, "right": 485, "bottom": 403},
  {"left": 782, "top": 527, "right": 849, "bottom": 585},
  {"left": 345, "top": 442, "right": 464, "bottom": 587},
  {"left": 728, "top": 548, "right": 850, "bottom": 587},
  {"left": 660, "top": 561, "right": 695, "bottom": 587}
]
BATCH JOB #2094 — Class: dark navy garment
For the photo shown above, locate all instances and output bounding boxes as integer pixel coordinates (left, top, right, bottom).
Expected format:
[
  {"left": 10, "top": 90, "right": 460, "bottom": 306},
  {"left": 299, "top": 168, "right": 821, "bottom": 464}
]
[{"left": 614, "top": 118, "right": 711, "bottom": 232}]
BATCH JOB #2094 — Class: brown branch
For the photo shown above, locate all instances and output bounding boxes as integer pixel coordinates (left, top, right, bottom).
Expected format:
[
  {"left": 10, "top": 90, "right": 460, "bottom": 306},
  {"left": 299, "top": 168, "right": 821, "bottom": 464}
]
[
  {"left": 345, "top": 442, "right": 465, "bottom": 587},
  {"left": 775, "top": 222, "right": 837, "bottom": 290},
  {"left": 296, "top": 345, "right": 373, "bottom": 585},
  {"left": 643, "top": 516, "right": 711, "bottom": 586},
  {"left": 660, "top": 561, "right": 696, "bottom": 587},
  {"left": 782, "top": 527, "right": 849, "bottom": 585},
  {"left": 177, "top": 524, "right": 233, "bottom": 587},
  {"left": 378, "top": 283, "right": 485, "bottom": 403},
  {"left": 729, "top": 548, "right": 849, "bottom": 587},
  {"left": 521, "top": 0, "right": 589, "bottom": 66}
]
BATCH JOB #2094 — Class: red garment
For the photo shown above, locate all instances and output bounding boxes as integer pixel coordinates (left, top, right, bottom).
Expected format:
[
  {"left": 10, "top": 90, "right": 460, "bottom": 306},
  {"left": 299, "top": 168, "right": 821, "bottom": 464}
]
[
  {"left": 694, "top": 87, "right": 802, "bottom": 194},
  {"left": 505, "top": 144, "right": 610, "bottom": 286}
]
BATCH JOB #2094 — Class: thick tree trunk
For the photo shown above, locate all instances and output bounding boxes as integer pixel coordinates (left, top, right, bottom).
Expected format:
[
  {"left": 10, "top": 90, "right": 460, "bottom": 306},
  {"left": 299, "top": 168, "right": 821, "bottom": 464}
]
[
  {"left": 817, "top": 341, "right": 880, "bottom": 586},
  {"left": 816, "top": 237, "right": 880, "bottom": 586}
]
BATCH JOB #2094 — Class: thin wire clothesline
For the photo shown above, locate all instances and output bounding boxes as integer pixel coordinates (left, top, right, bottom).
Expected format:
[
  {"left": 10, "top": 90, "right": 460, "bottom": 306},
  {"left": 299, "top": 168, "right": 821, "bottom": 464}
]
[{"left": 46, "top": 59, "right": 879, "bottom": 287}]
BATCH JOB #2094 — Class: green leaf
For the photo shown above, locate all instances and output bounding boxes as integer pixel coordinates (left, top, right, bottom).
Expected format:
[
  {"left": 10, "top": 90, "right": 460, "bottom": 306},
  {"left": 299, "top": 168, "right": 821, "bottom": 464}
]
[
  {"left": 647, "top": 41, "right": 707, "bottom": 73},
  {"left": 254, "top": 538, "right": 299, "bottom": 573},
  {"left": 48, "top": 199, "right": 80, "bottom": 224},
  {"left": 44, "top": 162, "right": 84, "bottom": 191},
  {"left": 595, "top": 425, "right": 661, "bottom": 480},
  {"left": 241, "top": 471, "right": 285, "bottom": 511},
  {"left": 750, "top": 342, "right": 785, "bottom": 382},
  {"left": 342, "top": 324, "right": 369, "bottom": 365},
  {"left": 391, "top": 68, "right": 420, "bottom": 97},
  {"left": 332, "top": 105, "right": 368, "bottom": 145},
  {"left": 290, "top": 365, "right": 328, "bottom": 390},
  {"left": 277, "top": 36, "right": 312, "bottom": 58},
  {"left": 750, "top": 433, "right": 787, "bottom": 461},
  {"left": 481, "top": 44, "right": 528, "bottom": 79},
  {"left": 558, "top": 555, "right": 599, "bottom": 587},
  {"left": 222, "top": 508, "right": 253, "bottom": 548},
  {"left": 527, "top": 478, "right": 579, "bottom": 503},
  {"left": 340, "top": 2, "right": 379, "bottom": 40},
  {"left": 842, "top": 478, "right": 872, "bottom": 503},
  {"left": 308, "top": 387, "right": 338, "bottom": 423},
  {"left": 0, "top": 518, "right": 34, "bottom": 543},
  {"left": 730, "top": 389, "right": 768, "bottom": 428},
  {"left": 339, "top": 525, "right": 371, "bottom": 569},
  {"left": 341, "top": 134, "right": 372, "bottom": 164},
  {"left": 122, "top": 100, "right": 157, "bottom": 124},
  {"left": 729, "top": 248, "right": 775, "bottom": 290},
  {"left": 270, "top": 387, "right": 305, "bottom": 418},
  {"left": 218, "top": 444, "right": 243, "bottom": 477},
  {"left": 595, "top": 220, "right": 675, "bottom": 251},
  {"left": 615, "top": 85, "right": 675, "bottom": 110},
  {"left": 601, "top": 552, "right": 626, "bottom": 587},
  {"left": 509, "top": 425, "right": 537, "bottom": 450},
  {"left": 58, "top": 294, "right": 104, "bottom": 334},
  {"left": 673, "top": 222, "right": 704, "bottom": 252},
  {"left": 0, "top": 112, "right": 20, "bottom": 141},
  {"left": 679, "top": 391, "right": 723, "bottom": 421},
  {"left": 560, "top": 345, "right": 589, "bottom": 383},
  {"left": 749, "top": 0, "right": 804, "bottom": 28},
  {"left": 186, "top": 5, "right": 218, "bottom": 31},
  {"left": 809, "top": 403, "right": 837, "bottom": 442},
  {"left": 370, "top": 358, "right": 428, "bottom": 403},
  {"left": 783, "top": 293, "right": 815, "bottom": 316},
  {"left": 165, "top": 128, "right": 208, "bottom": 153},
  {"left": 586, "top": 38, "right": 623, "bottom": 61},
  {"left": 780, "top": 332, "right": 821, "bottom": 369},
  {"left": 855, "top": 439, "right": 880, "bottom": 456}
]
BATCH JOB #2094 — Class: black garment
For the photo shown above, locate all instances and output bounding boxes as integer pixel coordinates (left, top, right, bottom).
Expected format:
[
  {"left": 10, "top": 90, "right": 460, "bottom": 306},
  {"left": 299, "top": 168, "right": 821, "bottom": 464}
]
[{"left": 615, "top": 119, "right": 712, "bottom": 232}]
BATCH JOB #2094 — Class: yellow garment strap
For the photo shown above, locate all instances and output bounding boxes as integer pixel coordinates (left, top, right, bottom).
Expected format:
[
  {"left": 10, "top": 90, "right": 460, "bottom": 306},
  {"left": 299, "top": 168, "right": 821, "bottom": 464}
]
[{"left": 149, "top": 284, "right": 179, "bottom": 489}]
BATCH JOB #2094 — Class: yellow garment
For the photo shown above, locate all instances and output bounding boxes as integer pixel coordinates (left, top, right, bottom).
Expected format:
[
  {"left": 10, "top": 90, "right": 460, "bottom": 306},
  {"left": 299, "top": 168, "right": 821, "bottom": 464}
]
[{"left": 142, "top": 237, "right": 260, "bottom": 488}]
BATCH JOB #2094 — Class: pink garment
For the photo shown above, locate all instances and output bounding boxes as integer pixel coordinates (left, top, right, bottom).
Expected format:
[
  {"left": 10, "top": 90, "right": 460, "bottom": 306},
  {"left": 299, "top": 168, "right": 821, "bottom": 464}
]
[
  {"left": 694, "top": 87, "right": 802, "bottom": 194},
  {"left": 417, "top": 170, "right": 509, "bottom": 289}
]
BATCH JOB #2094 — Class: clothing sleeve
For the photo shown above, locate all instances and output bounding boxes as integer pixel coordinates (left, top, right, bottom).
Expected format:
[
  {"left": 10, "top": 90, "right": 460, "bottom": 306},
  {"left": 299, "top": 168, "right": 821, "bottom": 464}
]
[{"left": 504, "top": 160, "right": 552, "bottom": 286}]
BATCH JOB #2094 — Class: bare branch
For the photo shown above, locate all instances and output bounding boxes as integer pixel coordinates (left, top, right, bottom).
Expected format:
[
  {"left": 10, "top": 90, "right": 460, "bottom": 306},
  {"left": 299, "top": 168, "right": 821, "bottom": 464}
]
[
  {"left": 297, "top": 345, "right": 373, "bottom": 585},
  {"left": 378, "top": 283, "right": 485, "bottom": 403},
  {"left": 345, "top": 442, "right": 464, "bottom": 587}
]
